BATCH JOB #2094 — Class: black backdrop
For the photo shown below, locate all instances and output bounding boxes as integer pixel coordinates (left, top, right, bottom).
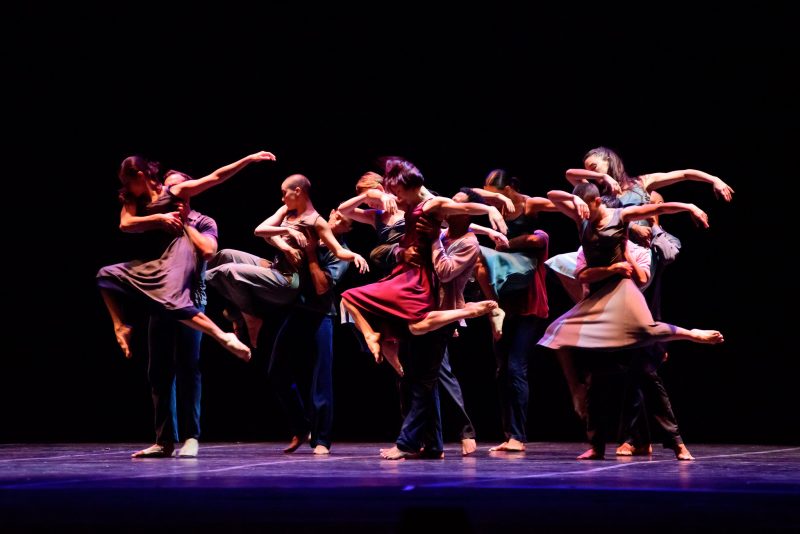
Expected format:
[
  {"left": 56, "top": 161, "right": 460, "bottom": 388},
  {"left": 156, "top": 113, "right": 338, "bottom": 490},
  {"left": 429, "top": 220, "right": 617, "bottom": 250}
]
[{"left": 3, "top": 5, "right": 795, "bottom": 445}]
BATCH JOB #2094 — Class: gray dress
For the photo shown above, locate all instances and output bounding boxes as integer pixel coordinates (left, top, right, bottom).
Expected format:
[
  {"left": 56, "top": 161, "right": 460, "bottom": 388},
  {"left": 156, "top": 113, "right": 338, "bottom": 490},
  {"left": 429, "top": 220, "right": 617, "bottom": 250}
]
[
  {"left": 538, "top": 209, "right": 676, "bottom": 350},
  {"left": 96, "top": 187, "right": 203, "bottom": 320}
]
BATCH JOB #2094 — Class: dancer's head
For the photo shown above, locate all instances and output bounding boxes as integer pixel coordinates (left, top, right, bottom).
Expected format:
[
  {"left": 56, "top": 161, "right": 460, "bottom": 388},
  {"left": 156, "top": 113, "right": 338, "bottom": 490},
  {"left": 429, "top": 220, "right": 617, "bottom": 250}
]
[
  {"left": 447, "top": 187, "right": 487, "bottom": 232},
  {"left": 281, "top": 174, "right": 311, "bottom": 209},
  {"left": 164, "top": 170, "right": 192, "bottom": 187},
  {"left": 355, "top": 171, "right": 392, "bottom": 209},
  {"left": 381, "top": 158, "right": 424, "bottom": 206},
  {"left": 483, "top": 169, "right": 521, "bottom": 196},
  {"left": 118, "top": 155, "right": 161, "bottom": 202},
  {"left": 327, "top": 208, "right": 352, "bottom": 236},
  {"left": 583, "top": 146, "right": 632, "bottom": 188},
  {"left": 572, "top": 182, "right": 605, "bottom": 221}
]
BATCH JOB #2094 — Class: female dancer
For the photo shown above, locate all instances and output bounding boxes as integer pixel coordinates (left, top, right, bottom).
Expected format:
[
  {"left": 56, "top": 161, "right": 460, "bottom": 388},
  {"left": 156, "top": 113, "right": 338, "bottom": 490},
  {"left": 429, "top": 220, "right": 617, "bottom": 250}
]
[
  {"left": 539, "top": 182, "right": 724, "bottom": 459},
  {"left": 340, "top": 158, "right": 506, "bottom": 377},
  {"left": 97, "top": 151, "right": 276, "bottom": 362}
]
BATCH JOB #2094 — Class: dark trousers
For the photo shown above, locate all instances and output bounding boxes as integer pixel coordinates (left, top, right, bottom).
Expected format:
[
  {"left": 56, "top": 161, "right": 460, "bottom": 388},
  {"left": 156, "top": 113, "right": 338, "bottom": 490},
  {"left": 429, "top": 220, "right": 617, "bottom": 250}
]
[
  {"left": 618, "top": 346, "right": 682, "bottom": 448},
  {"left": 268, "top": 308, "right": 334, "bottom": 448},
  {"left": 147, "top": 310, "right": 203, "bottom": 445},
  {"left": 494, "top": 315, "right": 541, "bottom": 442},
  {"left": 578, "top": 350, "right": 631, "bottom": 451},
  {"left": 396, "top": 328, "right": 451, "bottom": 454},
  {"left": 399, "top": 345, "right": 476, "bottom": 442}
]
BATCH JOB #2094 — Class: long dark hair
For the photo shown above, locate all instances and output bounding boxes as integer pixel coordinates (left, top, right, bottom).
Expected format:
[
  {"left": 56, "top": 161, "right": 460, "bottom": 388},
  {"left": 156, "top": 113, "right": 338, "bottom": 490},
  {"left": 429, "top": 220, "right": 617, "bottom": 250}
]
[
  {"left": 484, "top": 169, "right": 521, "bottom": 191},
  {"left": 583, "top": 146, "right": 637, "bottom": 191},
  {"left": 117, "top": 155, "right": 161, "bottom": 203}
]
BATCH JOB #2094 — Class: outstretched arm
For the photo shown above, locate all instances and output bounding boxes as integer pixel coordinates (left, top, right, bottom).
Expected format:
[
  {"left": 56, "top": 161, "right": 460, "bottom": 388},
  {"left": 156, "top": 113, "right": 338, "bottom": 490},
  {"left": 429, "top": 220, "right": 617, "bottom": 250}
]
[
  {"left": 427, "top": 197, "right": 508, "bottom": 234},
  {"left": 621, "top": 202, "right": 709, "bottom": 228},
  {"left": 641, "top": 169, "right": 734, "bottom": 202},
  {"left": 565, "top": 169, "right": 621, "bottom": 195},
  {"left": 170, "top": 151, "right": 276, "bottom": 200},
  {"left": 337, "top": 189, "right": 397, "bottom": 226},
  {"left": 546, "top": 190, "right": 591, "bottom": 223},
  {"left": 470, "top": 188, "right": 515, "bottom": 215}
]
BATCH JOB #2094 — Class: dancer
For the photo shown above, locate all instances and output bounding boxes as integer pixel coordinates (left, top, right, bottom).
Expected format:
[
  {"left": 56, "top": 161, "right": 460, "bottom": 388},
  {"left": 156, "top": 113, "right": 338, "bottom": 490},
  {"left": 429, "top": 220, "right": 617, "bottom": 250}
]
[
  {"left": 340, "top": 158, "right": 505, "bottom": 377},
  {"left": 539, "top": 183, "right": 724, "bottom": 460},
  {"left": 566, "top": 146, "right": 734, "bottom": 247},
  {"left": 379, "top": 187, "right": 490, "bottom": 460},
  {"left": 97, "top": 151, "right": 276, "bottom": 363},
  {"left": 269, "top": 208, "right": 353, "bottom": 455},
  {"left": 207, "top": 174, "right": 368, "bottom": 348},
  {"left": 131, "top": 171, "right": 218, "bottom": 458},
  {"left": 471, "top": 169, "right": 561, "bottom": 342}
]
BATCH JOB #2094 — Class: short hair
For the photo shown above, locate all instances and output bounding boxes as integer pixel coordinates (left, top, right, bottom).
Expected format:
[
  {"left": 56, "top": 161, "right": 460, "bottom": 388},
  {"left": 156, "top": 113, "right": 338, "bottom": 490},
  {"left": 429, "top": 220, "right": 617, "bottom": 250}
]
[
  {"left": 572, "top": 182, "right": 600, "bottom": 203},
  {"left": 356, "top": 171, "right": 384, "bottom": 194},
  {"left": 283, "top": 174, "right": 311, "bottom": 194},
  {"left": 163, "top": 170, "right": 192, "bottom": 186}
]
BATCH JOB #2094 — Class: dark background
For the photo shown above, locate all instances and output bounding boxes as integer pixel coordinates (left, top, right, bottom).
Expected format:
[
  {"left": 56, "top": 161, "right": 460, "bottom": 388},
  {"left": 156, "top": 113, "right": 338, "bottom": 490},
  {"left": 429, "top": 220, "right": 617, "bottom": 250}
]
[{"left": 2, "top": 5, "right": 795, "bottom": 446}]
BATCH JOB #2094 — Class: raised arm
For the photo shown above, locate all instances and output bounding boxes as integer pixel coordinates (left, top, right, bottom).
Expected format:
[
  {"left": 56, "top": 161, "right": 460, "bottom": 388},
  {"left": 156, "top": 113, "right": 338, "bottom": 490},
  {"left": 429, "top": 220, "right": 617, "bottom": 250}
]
[
  {"left": 427, "top": 197, "right": 508, "bottom": 234},
  {"left": 170, "top": 151, "right": 276, "bottom": 200},
  {"left": 470, "top": 188, "right": 515, "bottom": 215},
  {"left": 546, "top": 190, "right": 591, "bottom": 224},
  {"left": 621, "top": 202, "right": 709, "bottom": 228},
  {"left": 337, "top": 189, "right": 397, "bottom": 226},
  {"left": 565, "top": 169, "right": 621, "bottom": 195},
  {"left": 641, "top": 169, "right": 734, "bottom": 202}
]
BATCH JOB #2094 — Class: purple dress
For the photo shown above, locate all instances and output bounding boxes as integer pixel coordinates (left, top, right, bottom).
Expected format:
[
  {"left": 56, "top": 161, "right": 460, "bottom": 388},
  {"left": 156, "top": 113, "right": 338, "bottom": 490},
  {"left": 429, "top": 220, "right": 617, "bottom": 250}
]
[{"left": 97, "top": 187, "right": 204, "bottom": 320}]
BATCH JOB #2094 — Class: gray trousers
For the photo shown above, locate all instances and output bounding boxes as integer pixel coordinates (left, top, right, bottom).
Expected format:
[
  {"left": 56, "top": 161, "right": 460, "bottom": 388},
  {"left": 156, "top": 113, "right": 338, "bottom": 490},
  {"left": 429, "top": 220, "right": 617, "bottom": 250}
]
[{"left": 206, "top": 249, "right": 300, "bottom": 315}]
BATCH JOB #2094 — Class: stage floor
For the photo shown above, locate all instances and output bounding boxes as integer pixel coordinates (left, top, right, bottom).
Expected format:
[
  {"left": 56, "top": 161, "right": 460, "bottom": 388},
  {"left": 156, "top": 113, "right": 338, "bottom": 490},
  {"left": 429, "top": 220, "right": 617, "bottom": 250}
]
[{"left": 2, "top": 442, "right": 799, "bottom": 532}]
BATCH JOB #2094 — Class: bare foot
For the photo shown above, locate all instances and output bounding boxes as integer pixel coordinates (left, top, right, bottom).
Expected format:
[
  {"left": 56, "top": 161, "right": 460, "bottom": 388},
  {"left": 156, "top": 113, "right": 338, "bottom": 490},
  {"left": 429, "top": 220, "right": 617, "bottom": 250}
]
[
  {"left": 489, "top": 438, "right": 525, "bottom": 452},
  {"left": 489, "top": 308, "right": 505, "bottom": 341},
  {"left": 131, "top": 443, "right": 174, "bottom": 458},
  {"left": 222, "top": 333, "right": 252, "bottom": 362},
  {"left": 381, "top": 341, "right": 404, "bottom": 377},
  {"left": 379, "top": 446, "right": 418, "bottom": 460},
  {"left": 364, "top": 332, "right": 382, "bottom": 364},
  {"left": 690, "top": 329, "right": 724, "bottom": 344},
  {"left": 577, "top": 447, "right": 604, "bottom": 460},
  {"left": 284, "top": 434, "right": 307, "bottom": 453},
  {"left": 115, "top": 324, "right": 133, "bottom": 359},
  {"left": 313, "top": 445, "right": 330, "bottom": 455},
  {"left": 616, "top": 443, "right": 652, "bottom": 456},
  {"left": 242, "top": 312, "right": 263, "bottom": 349},
  {"left": 673, "top": 443, "right": 695, "bottom": 461},
  {"left": 223, "top": 308, "right": 250, "bottom": 346},
  {"left": 461, "top": 438, "right": 477, "bottom": 456},
  {"left": 465, "top": 300, "right": 499, "bottom": 319}
]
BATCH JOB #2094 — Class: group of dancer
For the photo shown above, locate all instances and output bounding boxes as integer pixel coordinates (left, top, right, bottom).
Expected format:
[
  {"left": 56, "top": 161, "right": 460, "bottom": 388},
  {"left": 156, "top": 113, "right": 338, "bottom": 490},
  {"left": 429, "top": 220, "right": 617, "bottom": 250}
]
[{"left": 96, "top": 146, "right": 733, "bottom": 460}]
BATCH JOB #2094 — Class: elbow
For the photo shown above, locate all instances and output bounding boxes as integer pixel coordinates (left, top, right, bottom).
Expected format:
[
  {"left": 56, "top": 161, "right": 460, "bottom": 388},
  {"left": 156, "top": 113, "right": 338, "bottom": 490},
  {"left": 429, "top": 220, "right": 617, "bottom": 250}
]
[{"left": 119, "top": 222, "right": 134, "bottom": 233}]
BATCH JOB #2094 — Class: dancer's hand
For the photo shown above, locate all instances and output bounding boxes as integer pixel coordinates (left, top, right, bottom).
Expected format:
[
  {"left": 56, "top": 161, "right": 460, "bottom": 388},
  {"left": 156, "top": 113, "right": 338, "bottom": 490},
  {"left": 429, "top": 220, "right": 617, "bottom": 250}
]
[
  {"left": 689, "top": 205, "right": 710, "bottom": 228},
  {"left": 487, "top": 229, "right": 509, "bottom": 249},
  {"left": 629, "top": 225, "right": 652, "bottom": 248},
  {"left": 603, "top": 174, "right": 622, "bottom": 195},
  {"left": 287, "top": 228, "right": 307, "bottom": 248},
  {"left": 414, "top": 216, "right": 439, "bottom": 240},
  {"left": 487, "top": 207, "right": 508, "bottom": 235},
  {"left": 572, "top": 196, "right": 590, "bottom": 220},
  {"left": 401, "top": 245, "right": 425, "bottom": 267},
  {"left": 609, "top": 261, "right": 633, "bottom": 278},
  {"left": 159, "top": 211, "right": 184, "bottom": 235},
  {"left": 713, "top": 178, "right": 734, "bottom": 202},
  {"left": 248, "top": 151, "right": 277, "bottom": 162},
  {"left": 352, "top": 253, "right": 369, "bottom": 273},
  {"left": 282, "top": 246, "right": 303, "bottom": 268}
]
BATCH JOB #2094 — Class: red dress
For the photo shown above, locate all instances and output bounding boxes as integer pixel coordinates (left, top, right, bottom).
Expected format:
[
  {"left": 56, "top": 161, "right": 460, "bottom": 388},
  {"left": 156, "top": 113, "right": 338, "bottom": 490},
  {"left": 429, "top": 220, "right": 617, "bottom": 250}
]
[{"left": 341, "top": 199, "right": 435, "bottom": 323}]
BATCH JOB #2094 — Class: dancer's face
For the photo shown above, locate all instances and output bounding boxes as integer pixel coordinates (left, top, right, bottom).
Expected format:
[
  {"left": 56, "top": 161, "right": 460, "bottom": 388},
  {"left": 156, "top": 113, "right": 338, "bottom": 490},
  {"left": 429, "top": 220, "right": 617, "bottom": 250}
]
[
  {"left": 584, "top": 154, "right": 609, "bottom": 175},
  {"left": 281, "top": 183, "right": 301, "bottom": 208},
  {"left": 125, "top": 171, "right": 148, "bottom": 197}
]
